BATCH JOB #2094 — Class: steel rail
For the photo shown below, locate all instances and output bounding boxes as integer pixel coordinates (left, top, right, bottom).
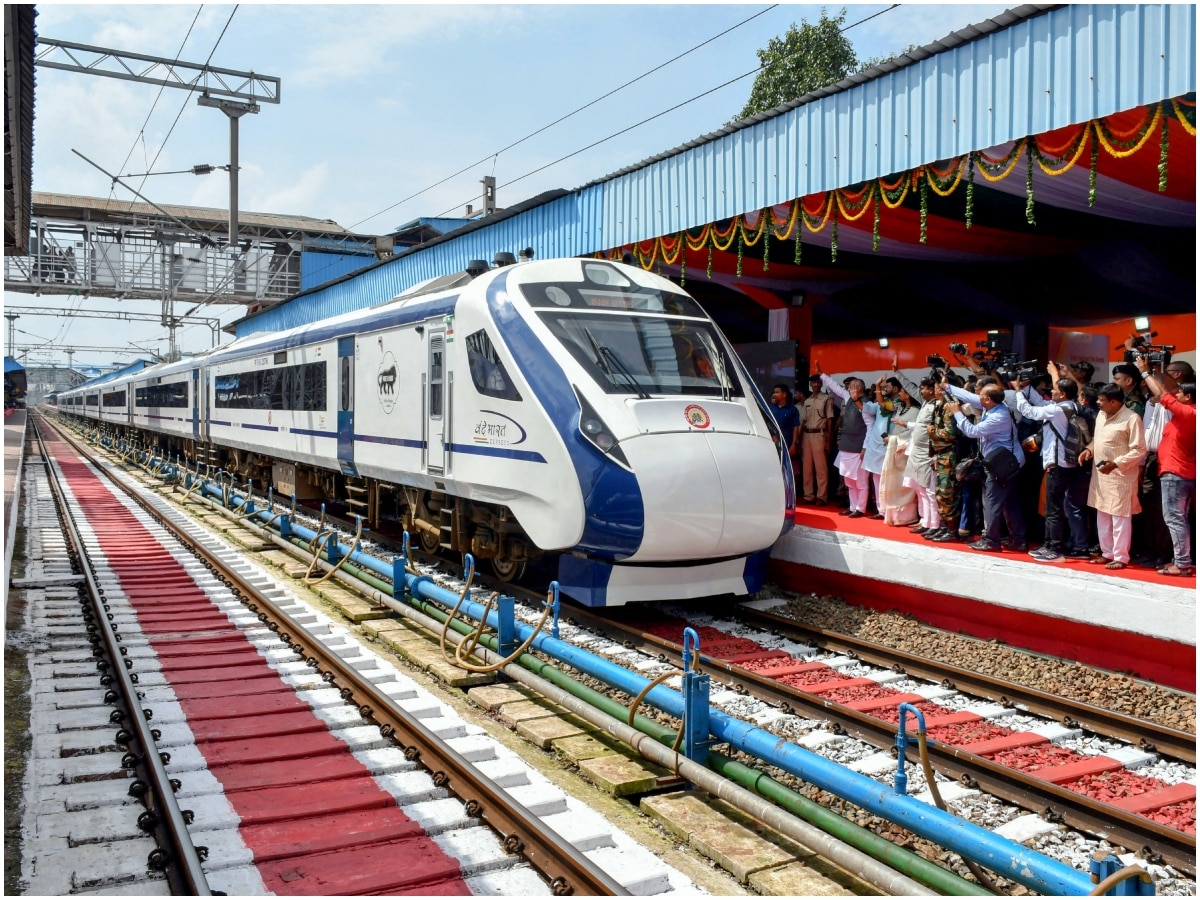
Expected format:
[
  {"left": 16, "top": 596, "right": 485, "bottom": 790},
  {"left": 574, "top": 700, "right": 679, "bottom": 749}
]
[
  {"left": 736, "top": 605, "right": 1196, "bottom": 764},
  {"left": 32, "top": 414, "right": 213, "bottom": 895},
  {"left": 564, "top": 604, "right": 1197, "bottom": 877},
  {"left": 47, "top": 416, "right": 627, "bottom": 897}
]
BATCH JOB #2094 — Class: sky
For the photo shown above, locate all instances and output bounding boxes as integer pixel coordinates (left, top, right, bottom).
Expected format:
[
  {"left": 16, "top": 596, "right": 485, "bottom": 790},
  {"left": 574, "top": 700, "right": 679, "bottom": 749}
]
[{"left": 8, "top": 2, "right": 1015, "bottom": 368}]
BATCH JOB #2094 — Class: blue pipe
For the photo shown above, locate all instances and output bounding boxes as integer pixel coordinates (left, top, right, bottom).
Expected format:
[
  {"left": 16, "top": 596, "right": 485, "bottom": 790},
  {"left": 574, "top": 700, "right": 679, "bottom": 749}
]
[
  {"left": 195, "top": 491, "right": 1096, "bottom": 894},
  {"left": 408, "top": 578, "right": 1095, "bottom": 896}
]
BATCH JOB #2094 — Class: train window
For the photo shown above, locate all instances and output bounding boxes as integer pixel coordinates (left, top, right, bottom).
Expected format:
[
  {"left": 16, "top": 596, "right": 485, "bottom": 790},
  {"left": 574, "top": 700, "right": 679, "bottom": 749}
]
[
  {"left": 102, "top": 391, "right": 127, "bottom": 407},
  {"left": 537, "top": 312, "right": 742, "bottom": 399},
  {"left": 135, "top": 382, "right": 188, "bottom": 408},
  {"left": 86, "top": 395, "right": 98, "bottom": 406},
  {"left": 340, "top": 357, "right": 352, "bottom": 411},
  {"left": 429, "top": 336, "right": 444, "bottom": 418},
  {"left": 214, "top": 361, "right": 326, "bottom": 411},
  {"left": 465, "top": 330, "right": 521, "bottom": 401}
]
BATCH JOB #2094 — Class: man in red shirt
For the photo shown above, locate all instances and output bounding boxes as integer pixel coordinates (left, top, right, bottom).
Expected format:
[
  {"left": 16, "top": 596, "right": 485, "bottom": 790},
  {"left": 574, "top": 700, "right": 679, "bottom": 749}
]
[{"left": 1137, "top": 357, "right": 1195, "bottom": 577}]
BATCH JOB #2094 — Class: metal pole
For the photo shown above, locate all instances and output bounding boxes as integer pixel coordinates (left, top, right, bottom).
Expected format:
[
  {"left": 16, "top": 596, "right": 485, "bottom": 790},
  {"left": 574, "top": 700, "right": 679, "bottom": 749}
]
[{"left": 228, "top": 111, "right": 239, "bottom": 249}]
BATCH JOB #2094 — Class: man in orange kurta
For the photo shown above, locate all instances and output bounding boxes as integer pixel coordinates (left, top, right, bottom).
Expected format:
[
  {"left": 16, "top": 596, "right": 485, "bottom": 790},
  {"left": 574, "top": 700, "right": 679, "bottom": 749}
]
[{"left": 1079, "top": 383, "right": 1147, "bottom": 569}]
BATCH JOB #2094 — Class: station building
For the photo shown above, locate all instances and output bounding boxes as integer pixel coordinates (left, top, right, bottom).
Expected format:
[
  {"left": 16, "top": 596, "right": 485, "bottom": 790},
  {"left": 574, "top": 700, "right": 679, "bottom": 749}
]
[{"left": 25, "top": 5, "right": 1197, "bottom": 689}]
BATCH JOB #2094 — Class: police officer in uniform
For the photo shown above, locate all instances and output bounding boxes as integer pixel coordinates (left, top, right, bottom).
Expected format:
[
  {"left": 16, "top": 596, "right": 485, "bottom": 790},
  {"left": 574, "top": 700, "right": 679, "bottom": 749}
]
[{"left": 800, "top": 373, "right": 835, "bottom": 504}]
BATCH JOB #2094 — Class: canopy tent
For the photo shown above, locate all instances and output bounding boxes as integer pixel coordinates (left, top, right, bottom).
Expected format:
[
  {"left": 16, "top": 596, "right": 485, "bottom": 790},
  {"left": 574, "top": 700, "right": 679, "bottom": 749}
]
[
  {"left": 603, "top": 96, "right": 1196, "bottom": 344},
  {"left": 4, "top": 357, "right": 27, "bottom": 407}
]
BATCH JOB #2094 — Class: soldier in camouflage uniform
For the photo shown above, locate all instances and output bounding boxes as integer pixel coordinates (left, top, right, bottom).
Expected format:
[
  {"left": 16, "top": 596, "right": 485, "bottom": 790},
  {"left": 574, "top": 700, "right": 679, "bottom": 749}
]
[{"left": 924, "top": 381, "right": 962, "bottom": 542}]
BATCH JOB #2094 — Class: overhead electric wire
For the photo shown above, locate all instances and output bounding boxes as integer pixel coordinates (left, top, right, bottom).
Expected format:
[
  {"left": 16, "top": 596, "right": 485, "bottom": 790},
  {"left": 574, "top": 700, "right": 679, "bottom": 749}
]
[
  {"left": 432, "top": 3, "right": 900, "bottom": 219},
  {"left": 114, "top": 5, "right": 239, "bottom": 214},
  {"left": 111, "top": 5, "right": 205, "bottom": 204},
  {"left": 348, "top": 4, "right": 781, "bottom": 232}
]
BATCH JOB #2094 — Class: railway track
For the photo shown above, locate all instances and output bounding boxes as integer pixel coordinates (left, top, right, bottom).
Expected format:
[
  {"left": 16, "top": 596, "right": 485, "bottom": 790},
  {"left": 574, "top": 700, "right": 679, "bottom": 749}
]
[
  {"left": 20, "top": 412, "right": 632, "bottom": 896},
  {"left": 558, "top": 599, "right": 1196, "bottom": 878},
  {"left": 39, "top": 413, "right": 1192, "bottom": 894}
]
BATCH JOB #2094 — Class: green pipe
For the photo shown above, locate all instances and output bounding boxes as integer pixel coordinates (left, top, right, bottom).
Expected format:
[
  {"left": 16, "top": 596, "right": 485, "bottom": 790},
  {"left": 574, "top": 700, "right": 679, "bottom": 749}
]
[
  {"left": 279, "top": 544, "right": 984, "bottom": 897},
  {"left": 404, "top": 595, "right": 984, "bottom": 895},
  {"left": 706, "top": 754, "right": 989, "bottom": 896}
]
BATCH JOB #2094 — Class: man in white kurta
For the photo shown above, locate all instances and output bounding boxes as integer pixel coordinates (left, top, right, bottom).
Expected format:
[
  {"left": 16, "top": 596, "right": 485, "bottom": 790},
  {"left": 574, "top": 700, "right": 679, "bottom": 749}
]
[{"left": 1079, "top": 383, "right": 1147, "bottom": 569}]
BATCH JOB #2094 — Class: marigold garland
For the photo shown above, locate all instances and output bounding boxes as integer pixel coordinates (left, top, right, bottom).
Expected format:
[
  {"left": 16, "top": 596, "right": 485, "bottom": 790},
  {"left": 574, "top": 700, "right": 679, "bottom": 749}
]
[
  {"left": 1032, "top": 126, "right": 1090, "bottom": 177},
  {"left": 1172, "top": 97, "right": 1196, "bottom": 136},
  {"left": 800, "top": 193, "right": 834, "bottom": 232},
  {"left": 1025, "top": 140, "right": 1036, "bottom": 226},
  {"left": 1159, "top": 108, "right": 1170, "bottom": 192},
  {"left": 762, "top": 213, "right": 770, "bottom": 272},
  {"left": 919, "top": 168, "right": 929, "bottom": 244},
  {"left": 1088, "top": 125, "right": 1099, "bottom": 207},
  {"left": 1095, "top": 102, "right": 1162, "bottom": 158},
  {"left": 965, "top": 150, "right": 976, "bottom": 228},
  {"left": 835, "top": 186, "right": 874, "bottom": 223},
  {"left": 872, "top": 181, "right": 882, "bottom": 252},
  {"left": 926, "top": 158, "right": 965, "bottom": 197},
  {"left": 598, "top": 96, "right": 1193, "bottom": 272}
]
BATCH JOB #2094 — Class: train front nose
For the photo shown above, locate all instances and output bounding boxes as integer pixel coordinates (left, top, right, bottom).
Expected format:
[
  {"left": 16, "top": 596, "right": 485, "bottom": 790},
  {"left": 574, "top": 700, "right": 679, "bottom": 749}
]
[{"left": 617, "top": 431, "right": 785, "bottom": 561}]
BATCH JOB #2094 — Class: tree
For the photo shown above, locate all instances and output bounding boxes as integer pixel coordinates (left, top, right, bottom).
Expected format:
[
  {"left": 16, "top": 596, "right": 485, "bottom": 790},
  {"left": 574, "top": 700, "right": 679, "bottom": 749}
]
[{"left": 735, "top": 8, "right": 858, "bottom": 121}]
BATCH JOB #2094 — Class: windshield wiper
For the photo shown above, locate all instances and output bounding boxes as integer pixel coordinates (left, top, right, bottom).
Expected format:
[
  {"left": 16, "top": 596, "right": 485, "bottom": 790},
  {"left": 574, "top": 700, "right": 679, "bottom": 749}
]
[{"left": 583, "top": 328, "right": 651, "bottom": 399}]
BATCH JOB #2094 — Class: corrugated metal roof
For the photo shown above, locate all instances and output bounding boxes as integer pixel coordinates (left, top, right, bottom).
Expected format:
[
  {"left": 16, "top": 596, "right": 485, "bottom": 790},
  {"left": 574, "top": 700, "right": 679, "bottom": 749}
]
[
  {"left": 590, "top": 3, "right": 1196, "bottom": 245},
  {"left": 5, "top": 5, "right": 37, "bottom": 254},
  {"left": 236, "top": 3, "right": 1195, "bottom": 338},
  {"left": 32, "top": 192, "right": 358, "bottom": 236}
]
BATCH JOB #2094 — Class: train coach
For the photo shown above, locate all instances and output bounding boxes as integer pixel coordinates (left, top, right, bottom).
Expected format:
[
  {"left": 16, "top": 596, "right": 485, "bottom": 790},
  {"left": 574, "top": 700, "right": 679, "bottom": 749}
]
[{"left": 59, "top": 256, "right": 795, "bottom": 606}]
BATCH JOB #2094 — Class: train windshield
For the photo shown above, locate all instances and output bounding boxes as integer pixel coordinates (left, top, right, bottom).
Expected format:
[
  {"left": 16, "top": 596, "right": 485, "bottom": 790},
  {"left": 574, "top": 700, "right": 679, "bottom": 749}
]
[{"left": 535, "top": 310, "right": 742, "bottom": 398}]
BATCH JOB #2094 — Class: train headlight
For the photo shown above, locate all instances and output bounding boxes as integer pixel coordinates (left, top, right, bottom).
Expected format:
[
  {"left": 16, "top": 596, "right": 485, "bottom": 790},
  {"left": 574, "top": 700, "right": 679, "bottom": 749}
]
[{"left": 574, "top": 387, "right": 630, "bottom": 468}]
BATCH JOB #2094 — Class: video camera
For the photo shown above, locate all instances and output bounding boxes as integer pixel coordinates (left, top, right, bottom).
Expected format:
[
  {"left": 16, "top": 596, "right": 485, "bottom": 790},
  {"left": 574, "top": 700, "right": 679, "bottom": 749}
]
[
  {"left": 995, "top": 357, "right": 1041, "bottom": 385},
  {"left": 1122, "top": 331, "right": 1174, "bottom": 369}
]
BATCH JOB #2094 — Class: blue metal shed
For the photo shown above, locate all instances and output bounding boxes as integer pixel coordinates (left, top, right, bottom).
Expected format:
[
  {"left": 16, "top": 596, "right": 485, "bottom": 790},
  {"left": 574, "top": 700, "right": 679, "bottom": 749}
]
[{"left": 235, "top": 3, "right": 1195, "bottom": 338}]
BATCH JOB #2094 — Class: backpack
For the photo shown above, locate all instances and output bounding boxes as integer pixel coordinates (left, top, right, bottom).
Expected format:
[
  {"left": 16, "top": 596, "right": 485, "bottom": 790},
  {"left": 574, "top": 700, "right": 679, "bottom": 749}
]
[{"left": 1047, "top": 401, "right": 1092, "bottom": 464}]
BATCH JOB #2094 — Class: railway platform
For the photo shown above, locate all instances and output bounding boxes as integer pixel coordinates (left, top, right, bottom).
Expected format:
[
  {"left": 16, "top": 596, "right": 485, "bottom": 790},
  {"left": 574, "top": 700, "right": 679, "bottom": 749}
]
[
  {"left": 768, "top": 505, "right": 1196, "bottom": 692},
  {"left": 5, "top": 408, "right": 27, "bottom": 608}
]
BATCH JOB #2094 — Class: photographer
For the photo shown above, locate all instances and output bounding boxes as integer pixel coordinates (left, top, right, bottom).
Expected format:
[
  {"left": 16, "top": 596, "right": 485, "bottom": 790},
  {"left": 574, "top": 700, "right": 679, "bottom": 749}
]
[
  {"left": 1078, "top": 384, "right": 1147, "bottom": 570},
  {"left": 1011, "top": 362, "right": 1090, "bottom": 561},
  {"left": 1137, "top": 357, "right": 1195, "bottom": 577},
  {"left": 945, "top": 383, "right": 1026, "bottom": 553}
]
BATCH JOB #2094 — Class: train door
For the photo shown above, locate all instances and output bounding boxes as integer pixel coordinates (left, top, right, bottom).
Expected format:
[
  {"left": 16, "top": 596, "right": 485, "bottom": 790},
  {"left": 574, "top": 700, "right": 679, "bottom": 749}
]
[
  {"left": 191, "top": 369, "right": 201, "bottom": 439},
  {"left": 425, "top": 329, "right": 446, "bottom": 474},
  {"left": 337, "top": 337, "right": 358, "bottom": 476},
  {"left": 200, "top": 367, "right": 210, "bottom": 442}
]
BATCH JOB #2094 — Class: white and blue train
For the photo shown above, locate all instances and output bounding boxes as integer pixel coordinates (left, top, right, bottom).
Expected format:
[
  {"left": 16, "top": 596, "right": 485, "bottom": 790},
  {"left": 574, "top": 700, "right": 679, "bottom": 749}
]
[{"left": 59, "top": 257, "right": 795, "bottom": 606}]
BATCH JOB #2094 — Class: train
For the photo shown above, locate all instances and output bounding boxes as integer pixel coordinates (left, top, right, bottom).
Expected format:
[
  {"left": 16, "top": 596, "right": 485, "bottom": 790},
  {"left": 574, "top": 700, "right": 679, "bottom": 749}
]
[{"left": 57, "top": 256, "right": 795, "bottom": 606}]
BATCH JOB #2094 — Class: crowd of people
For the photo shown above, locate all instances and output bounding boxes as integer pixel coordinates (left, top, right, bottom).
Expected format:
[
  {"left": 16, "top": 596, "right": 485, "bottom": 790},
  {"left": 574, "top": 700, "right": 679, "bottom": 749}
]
[{"left": 768, "top": 350, "right": 1196, "bottom": 578}]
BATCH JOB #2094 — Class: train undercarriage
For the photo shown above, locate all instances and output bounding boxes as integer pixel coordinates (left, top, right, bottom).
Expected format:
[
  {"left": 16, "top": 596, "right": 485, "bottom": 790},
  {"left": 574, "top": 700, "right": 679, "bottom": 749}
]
[{"left": 95, "top": 421, "right": 541, "bottom": 583}]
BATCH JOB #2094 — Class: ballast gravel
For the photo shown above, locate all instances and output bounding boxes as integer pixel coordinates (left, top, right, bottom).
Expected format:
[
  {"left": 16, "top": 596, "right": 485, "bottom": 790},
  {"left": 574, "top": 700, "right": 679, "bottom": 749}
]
[{"left": 763, "top": 591, "right": 1195, "bottom": 733}]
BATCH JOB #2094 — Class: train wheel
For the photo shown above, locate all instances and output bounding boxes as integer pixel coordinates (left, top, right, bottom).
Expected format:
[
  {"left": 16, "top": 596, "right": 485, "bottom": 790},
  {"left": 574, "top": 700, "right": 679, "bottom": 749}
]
[
  {"left": 418, "top": 528, "right": 441, "bottom": 554},
  {"left": 490, "top": 556, "right": 527, "bottom": 584}
]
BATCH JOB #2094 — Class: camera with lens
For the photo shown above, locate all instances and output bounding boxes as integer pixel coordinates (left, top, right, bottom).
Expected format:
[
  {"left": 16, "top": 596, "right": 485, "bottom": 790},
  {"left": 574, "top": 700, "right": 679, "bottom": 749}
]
[
  {"left": 926, "top": 353, "right": 948, "bottom": 369},
  {"left": 1122, "top": 332, "right": 1174, "bottom": 369},
  {"left": 948, "top": 342, "right": 968, "bottom": 356},
  {"left": 996, "top": 358, "right": 1040, "bottom": 384}
]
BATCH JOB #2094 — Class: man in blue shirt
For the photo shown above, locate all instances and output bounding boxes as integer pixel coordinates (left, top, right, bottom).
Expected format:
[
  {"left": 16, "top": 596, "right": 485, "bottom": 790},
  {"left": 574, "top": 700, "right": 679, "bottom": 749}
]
[
  {"left": 1011, "top": 366, "right": 1089, "bottom": 561},
  {"left": 945, "top": 382, "right": 1026, "bottom": 552},
  {"left": 770, "top": 384, "right": 800, "bottom": 465}
]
